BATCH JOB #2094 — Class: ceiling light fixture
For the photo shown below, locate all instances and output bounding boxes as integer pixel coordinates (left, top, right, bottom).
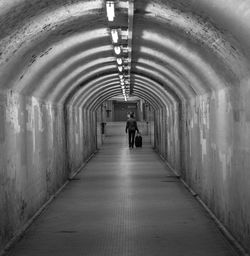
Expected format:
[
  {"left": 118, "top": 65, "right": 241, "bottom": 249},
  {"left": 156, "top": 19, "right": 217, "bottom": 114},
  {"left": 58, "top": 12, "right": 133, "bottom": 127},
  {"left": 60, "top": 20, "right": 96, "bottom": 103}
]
[
  {"left": 118, "top": 66, "right": 123, "bottom": 72},
  {"left": 111, "top": 29, "right": 119, "bottom": 43},
  {"left": 114, "top": 46, "right": 121, "bottom": 55},
  {"left": 106, "top": 1, "right": 115, "bottom": 22},
  {"left": 117, "top": 58, "right": 122, "bottom": 65}
]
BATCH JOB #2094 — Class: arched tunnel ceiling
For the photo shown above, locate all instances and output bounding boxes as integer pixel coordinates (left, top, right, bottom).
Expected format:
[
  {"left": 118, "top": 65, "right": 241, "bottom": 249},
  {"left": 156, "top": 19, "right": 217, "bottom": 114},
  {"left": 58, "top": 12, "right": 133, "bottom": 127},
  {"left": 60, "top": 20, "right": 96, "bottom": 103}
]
[
  {"left": 69, "top": 73, "right": 176, "bottom": 111},
  {"left": 1, "top": 0, "right": 250, "bottom": 110}
]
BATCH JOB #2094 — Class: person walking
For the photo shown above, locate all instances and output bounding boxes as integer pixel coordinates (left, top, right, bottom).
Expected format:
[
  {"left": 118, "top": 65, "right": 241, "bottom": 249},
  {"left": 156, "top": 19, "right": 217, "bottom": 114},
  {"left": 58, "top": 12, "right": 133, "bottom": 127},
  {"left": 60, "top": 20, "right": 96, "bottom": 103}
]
[{"left": 125, "top": 113, "right": 139, "bottom": 148}]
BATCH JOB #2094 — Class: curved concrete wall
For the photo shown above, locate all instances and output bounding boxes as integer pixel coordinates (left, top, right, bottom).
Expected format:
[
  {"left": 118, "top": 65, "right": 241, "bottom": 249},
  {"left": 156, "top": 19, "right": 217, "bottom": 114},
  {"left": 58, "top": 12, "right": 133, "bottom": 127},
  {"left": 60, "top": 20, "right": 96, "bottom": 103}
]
[
  {"left": 0, "top": 0, "right": 250, "bottom": 254},
  {"left": 0, "top": 92, "right": 68, "bottom": 248}
]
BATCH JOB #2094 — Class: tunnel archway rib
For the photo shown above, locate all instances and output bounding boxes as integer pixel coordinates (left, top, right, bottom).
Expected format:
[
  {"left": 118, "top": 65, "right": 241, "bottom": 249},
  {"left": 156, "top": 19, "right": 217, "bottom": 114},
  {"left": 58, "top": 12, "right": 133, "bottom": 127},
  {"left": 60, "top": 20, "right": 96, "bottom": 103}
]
[
  {"left": 23, "top": 43, "right": 114, "bottom": 98},
  {"left": 66, "top": 72, "right": 181, "bottom": 113},
  {"left": 132, "top": 31, "right": 235, "bottom": 95},
  {"left": 1, "top": 0, "right": 249, "bottom": 111},
  {"left": 67, "top": 72, "right": 178, "bottom": 112},
  {"left": 132, "top": 74, "right": 181, "bottom": 104},
  {"left": 133, "top": 2, "right": 250, "bottom": 86},
  {"left": 90, "top": 90, "right": 159, "bottom": 113},
  {"left": 1, "top": 34, "right": 220, "bottom": 107},
  {"left": 69, "top": 78, "right": 164, "bottom": 111},
  {"left": 88, "top": 86, "right": 163, "bottom": 112},
  {"left": 134, "top": 47, "right": 214, "bottom": 94},
  {"left": 90, "top": 89, "right": 160, "bottom": 112},
  {"left": 1, "top": 1, "right": 246, "bottom": 105}
]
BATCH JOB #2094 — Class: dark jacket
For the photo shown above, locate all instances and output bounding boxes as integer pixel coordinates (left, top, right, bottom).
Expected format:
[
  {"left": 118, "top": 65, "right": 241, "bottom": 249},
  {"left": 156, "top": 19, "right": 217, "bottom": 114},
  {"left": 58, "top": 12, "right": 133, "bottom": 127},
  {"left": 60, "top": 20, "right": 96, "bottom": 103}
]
[{"left": 126, "top": 117, "right": 139, "bottom": 133}]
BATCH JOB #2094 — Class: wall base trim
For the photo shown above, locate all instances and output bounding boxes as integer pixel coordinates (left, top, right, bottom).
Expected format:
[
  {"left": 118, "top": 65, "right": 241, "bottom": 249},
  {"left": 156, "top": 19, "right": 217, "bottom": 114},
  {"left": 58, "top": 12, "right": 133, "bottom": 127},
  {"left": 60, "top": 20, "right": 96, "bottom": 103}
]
[
  {"left": 0, "top": 151, "right": 97, "bottom": 256},
  {"left": 161, "top": 157, "right": 249, "bottom": 256},
  {"left": 68, "top": 151, "right": 98, "bottom": 180}
]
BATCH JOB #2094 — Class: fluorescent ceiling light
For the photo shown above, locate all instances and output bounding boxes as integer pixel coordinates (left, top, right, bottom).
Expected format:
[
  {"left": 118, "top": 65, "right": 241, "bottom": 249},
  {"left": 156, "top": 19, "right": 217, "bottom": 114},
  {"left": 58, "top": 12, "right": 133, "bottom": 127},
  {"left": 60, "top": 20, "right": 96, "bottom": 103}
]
[
  {"left": 114, "top": 46, "right": 121, "bottom": 55},
  {"left": 111, "top": 29, "right": 119, "bottom": 43},
  {"left": 117, "top": 58, "right": 122, "bottom": 65},
  {"left": 106, "top": 1, "right": 115, "bottom": 22}
]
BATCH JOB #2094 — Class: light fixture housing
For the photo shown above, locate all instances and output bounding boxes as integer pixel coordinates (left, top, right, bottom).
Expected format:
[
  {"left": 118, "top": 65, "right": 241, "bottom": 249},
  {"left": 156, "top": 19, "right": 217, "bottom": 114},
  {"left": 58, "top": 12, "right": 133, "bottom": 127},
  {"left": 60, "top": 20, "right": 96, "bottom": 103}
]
[
  {"left": 111, "top": 29, "right": 119, "bottom": 43},
  {"left": 114, "top": 46, "right": 121, "bottom": 55},
  {"left": 117, "top": 58, "right": 122, "bottom": 65},
  {"left": 106, "top": 1, "right": 115, "bottom": 22}
]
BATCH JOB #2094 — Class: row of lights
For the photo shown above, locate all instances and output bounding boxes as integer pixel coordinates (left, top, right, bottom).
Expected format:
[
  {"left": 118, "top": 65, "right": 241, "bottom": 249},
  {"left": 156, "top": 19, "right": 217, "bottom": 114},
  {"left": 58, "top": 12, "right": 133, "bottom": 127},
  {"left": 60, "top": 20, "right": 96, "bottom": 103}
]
[{"left": 106, "top": 1, "right": 130, "bottom": 101}]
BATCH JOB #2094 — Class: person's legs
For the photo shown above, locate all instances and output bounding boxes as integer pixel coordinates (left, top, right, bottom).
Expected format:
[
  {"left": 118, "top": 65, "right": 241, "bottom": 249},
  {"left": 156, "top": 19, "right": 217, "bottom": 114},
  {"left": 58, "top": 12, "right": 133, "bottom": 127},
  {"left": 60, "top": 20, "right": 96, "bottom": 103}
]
[
  {"left": 131, "top": 131, "right": 136, "bottom": 148},
  {"left": 128, "top": 130, "right": 132, "bottom": 148}
]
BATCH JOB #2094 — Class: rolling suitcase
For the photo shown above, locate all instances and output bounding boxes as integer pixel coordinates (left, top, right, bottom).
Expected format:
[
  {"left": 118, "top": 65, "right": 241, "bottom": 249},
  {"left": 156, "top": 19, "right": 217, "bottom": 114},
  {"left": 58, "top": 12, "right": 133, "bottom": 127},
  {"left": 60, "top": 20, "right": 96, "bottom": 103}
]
[{"left": 135, "top": 134, "right": 142, "bottom": 147}]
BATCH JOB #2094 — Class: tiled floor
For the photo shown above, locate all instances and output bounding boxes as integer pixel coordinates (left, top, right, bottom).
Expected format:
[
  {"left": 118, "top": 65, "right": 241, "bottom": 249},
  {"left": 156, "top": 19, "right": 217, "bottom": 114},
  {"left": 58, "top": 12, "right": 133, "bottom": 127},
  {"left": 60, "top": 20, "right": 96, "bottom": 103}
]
[{"left": 6, "top": 135, "right": 238, "bottom": 256}]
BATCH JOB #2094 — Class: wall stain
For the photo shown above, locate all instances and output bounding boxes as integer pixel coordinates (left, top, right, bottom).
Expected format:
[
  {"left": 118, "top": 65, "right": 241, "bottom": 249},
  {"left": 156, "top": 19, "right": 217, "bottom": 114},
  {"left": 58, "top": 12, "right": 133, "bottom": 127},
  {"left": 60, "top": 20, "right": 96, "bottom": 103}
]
[{"left": 0, "top": 105, "right": 5, "bottom": 143}]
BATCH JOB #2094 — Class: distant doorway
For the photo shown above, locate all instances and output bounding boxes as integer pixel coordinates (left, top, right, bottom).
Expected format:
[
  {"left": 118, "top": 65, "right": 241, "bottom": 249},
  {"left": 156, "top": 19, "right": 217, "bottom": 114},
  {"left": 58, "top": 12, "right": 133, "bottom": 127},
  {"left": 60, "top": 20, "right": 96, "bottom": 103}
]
[{"left": 114, "top": 102, "right": 138, "bottom": 121}]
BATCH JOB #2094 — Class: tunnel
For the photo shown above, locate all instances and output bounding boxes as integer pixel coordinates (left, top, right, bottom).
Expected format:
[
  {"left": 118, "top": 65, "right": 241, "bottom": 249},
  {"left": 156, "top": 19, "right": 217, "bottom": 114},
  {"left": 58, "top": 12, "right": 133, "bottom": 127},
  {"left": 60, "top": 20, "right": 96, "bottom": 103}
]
[{"left": 0, "top": 0, "right": 250, "bottom": 255}]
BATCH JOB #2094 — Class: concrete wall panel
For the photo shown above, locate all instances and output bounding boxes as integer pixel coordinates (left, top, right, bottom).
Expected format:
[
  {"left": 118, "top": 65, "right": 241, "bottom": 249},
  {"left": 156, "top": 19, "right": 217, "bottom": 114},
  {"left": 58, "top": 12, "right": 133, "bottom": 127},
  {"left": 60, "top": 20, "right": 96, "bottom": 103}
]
[
  {"left": 154, "top": 104, "right": 181, "bottom": 174},
  {"left": 180, "top": 87, "right": 250, "bottom": 252},
  {"left": 0, "top": 90, "right": 97, "bottom": 251},
  {"left": 153, "top": 86, "right": 250, "bottom": 252},
  {"left": 66, "top": 105, "right": 97, "bottom": 176},
  {"left": 0, "top": 91, "right": 68, "bottom": 250}
]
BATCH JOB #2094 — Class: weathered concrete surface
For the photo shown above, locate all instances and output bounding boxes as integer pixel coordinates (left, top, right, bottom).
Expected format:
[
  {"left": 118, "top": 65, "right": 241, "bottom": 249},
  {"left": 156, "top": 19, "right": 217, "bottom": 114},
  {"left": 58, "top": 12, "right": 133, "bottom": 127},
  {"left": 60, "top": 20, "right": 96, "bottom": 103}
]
[
  {"left": 66, "top": 105, "right": 97, "bottom": 174},
  {"left": 154, "top": 104, "right": 181, "bottom": 174},
  {"left": 0, "top": 90, "right": 97, "bottom": 252},
  {"left": 183, "top": 86, "right": 250, "bottom": 252},
  {"left": 0, "top": 90, "right": 67, "bottom": 251},
  {"left": 4, "top": 135, "right": 238, "bottom": 256},
  {"left": 155, "top": 85, "right": 250, "bottom": 253}
]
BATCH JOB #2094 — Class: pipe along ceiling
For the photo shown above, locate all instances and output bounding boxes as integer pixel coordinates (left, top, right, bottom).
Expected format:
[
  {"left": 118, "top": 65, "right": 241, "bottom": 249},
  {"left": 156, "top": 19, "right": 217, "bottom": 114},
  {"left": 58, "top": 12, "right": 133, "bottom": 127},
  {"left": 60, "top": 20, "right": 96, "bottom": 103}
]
[{"left": 1, "top": 0, "right": 250, "bottom": 110}]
